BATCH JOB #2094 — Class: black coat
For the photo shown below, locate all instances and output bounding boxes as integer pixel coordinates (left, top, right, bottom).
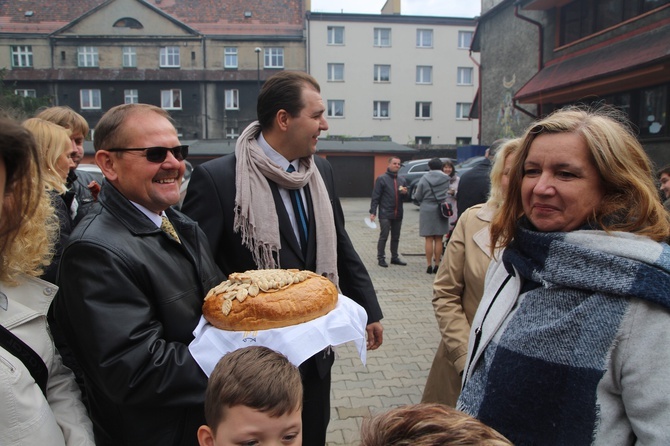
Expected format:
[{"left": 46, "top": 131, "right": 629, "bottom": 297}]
[
  {"left": 369, "top": 170, "right": 407, "bottom": 220},
  {"left": 456, "top": 158, "right": 492, "bottom": 216},
  {"left": 54, "top": 182, "right": 224, "bottom": 446}
]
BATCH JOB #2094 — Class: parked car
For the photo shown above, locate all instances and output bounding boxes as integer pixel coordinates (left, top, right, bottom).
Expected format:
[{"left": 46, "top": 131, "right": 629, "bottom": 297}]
[
  {"left": 454, "top": 155, "right": 487, "bottom": 177},
  {"left": 397, "top": 157, "right": 456, "bottom": 202},
  {"left": 75, "top": 160, "right": 193, "bottom": 210}
]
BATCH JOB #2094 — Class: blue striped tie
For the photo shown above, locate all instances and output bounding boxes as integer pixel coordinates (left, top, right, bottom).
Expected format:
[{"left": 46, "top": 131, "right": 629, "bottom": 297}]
[{"left": 287, "top": 164, "right": 308, "bottom": 253}]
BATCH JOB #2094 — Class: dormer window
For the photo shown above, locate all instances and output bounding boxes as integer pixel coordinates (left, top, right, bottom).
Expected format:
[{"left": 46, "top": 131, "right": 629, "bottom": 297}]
[{"left": 113, "top": 17, "right": 143, "bottom": 29}]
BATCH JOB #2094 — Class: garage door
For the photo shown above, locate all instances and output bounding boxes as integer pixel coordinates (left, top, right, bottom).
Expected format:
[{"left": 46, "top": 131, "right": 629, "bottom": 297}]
[{"left": 326, "top": 156, "right": 374, "bottom": 198}]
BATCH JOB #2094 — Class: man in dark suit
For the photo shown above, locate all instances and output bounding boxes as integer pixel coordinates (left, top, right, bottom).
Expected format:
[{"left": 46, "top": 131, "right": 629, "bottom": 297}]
[
  {"left": 182, "top": 71, "right": 384, "bottom": 446},
  {"left": 456, "top": 139, "right": 506, "bottom": 216}
]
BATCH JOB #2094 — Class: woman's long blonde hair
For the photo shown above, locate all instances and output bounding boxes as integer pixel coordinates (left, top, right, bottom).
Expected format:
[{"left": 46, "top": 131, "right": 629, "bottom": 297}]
[
  {"left": 22, "top": 117, "right": 72, "bottom": 194},
  {"left": 491, "top": 106, "right": 670, "bottom": 250},
  {"left": 0, "top": 118, "right": 57, "bottom": 284}
]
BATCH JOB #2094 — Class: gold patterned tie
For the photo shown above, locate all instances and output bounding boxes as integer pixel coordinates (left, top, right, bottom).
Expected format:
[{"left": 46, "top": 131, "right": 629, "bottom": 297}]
[{"left": 160, "top": 215, "right": 181, "bottom": 244}]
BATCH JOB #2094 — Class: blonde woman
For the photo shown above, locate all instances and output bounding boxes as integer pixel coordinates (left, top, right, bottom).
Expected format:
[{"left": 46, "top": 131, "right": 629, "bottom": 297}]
[
  {"left": 423, "top": 139, "right": 520, "bottom": 406},
  {"left": 0, "top": 117, "right": 94, "bottom": 445}
]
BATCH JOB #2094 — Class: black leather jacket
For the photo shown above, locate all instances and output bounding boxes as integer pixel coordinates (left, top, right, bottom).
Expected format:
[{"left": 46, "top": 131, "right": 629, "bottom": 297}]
[
  {"left": 369, "top": 170, "right": 407, "bottom": 220},
  {"left": 54, "top": 181, "right": 224, "bottom": 446}
]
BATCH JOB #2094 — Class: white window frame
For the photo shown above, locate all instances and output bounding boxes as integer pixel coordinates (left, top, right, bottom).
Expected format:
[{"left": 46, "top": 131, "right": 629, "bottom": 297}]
[
  {"left": 15, "top": 89, "right": 36, "bottom": 98},
  {"left": 373, "top": 64, "right": 391, "bottom": 83},
  {"left": 327, "top": 26, "right": 344, "bottom": 45},
  {"left": 415, "top": 101, "right": 432, "bottom": 119},
  {"left": 226, "top": 127, "right": 239, "bottom": 139},
  {"left": 416, "top": 29, "right": 433, "bottom": 48},
  {"left": 225, "top": 89, "right": 239, "bottom": 110},
  {"left": 373, "top": 28, "right": 391, "bottom": 47},
  {"left": 373, "top": 101, "right": 390, "bottom": 119},
  {"left": 77, "top": 47, "right": 99, "bottom": 67},
  {"left": 160, "top": 46, "right": 180, "bottom": 67},
  {"left": 327, "top": 63, "right": 344, "bottom": 82},
  {"left": 458, "top": 31, "right": 474, "bottom": 49},
  {"left": 11, "top": 45, "right": 33, "bottom": 67},
  {"left": 161, "top": 89, "right": 182, "bottom": 110},
  {"left": 457, "top": 67, "right": 473, "bottom": 85},
  {"left": 456, "top": 102, "right": 472, "bottom": 119},
  {"left": 124, "top": 89, "right": 138, "bottom": 104},
  {"left": 264, "top": 48, "right": 284, "bottom": 68},
  {"left": 80, "top": 89, "right": 101, "bottom": 109},
  {"left": 327, "top": 100, "right": 344, "bottom": 118},
  {"left": 416, "top": 65, "right": 433, "bottom": 84},
  {"left": 122, "top": 47, "right": 136, "bottom": 68},
  {"left": 224, "top": 47, "right": 238, "bottom": 68}
]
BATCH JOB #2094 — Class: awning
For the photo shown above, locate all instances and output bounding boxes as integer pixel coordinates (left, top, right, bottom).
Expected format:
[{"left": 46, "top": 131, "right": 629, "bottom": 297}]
[{"left": 515, "top": 22, "right": 670, "bottom": 104}]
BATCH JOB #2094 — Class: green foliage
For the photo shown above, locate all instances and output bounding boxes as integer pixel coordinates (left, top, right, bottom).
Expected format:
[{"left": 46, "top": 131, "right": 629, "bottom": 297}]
[{"left": 0, "top": 69, "right": 52, "bottom": 120}]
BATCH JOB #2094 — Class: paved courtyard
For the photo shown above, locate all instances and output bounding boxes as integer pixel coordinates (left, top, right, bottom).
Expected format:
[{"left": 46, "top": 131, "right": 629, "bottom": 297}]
[{"left": 326, "top": 197, "right": 441, "bottom": 445}]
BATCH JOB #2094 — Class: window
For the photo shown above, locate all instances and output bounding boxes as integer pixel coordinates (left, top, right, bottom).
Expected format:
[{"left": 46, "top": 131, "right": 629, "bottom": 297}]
[
  {"left": 78, "top": 47, "right": 99, "bottom": 67},
  {"left": 415, "top": 102, "right": 432, "bottom": 119},
  {"left": 161, "top": 89, "right": 182, "bottom": 109},
  {"left": 327, "top": 100, "right": 344, "bottom": 118},
  {"left": 456, "top": 137, "right": 472, "bottom": 145},
  {"left": 15, "top": 89, "right": 36, "bottom": 98},
  {"left": 124, "top": 89, "right": 138, "bottom": 104},
  {"left": 374, "top": 28, "right": 391, "bottom": 47},
  {"left": 415, "top": 136, "right": 431, "bottom": 145},
  {"left": 225, "top": 89, "right": 239, "bottom": 110},
  {"left": 373, "top": 101, "right": 390, "bottom": 118},
  {"left": 639, "top": 84, "right": 667, "bottom": 138},
  {"left": 224, "top": 47, "right": 238, "bottom": 68},
  {"left": 456, "top": 102, "right": 472, "bottom": 119},
  {"left": 226, "top": 127, "right": 239, "bottom": 139},
  {"left": 416, "top": 66, "right": 433, "bottom": 84},
  {"left": 327, "top": 26, "right": 344, "bottom": 45},
  {"left": 373, "top": 65, "right": 391, "bottom": 83},
  {"left": 458, "top": 31, "right": 474, "bottom": 49},
  {"left": 123, "top": 47, "right": 136, "bottom": 68},
  {"left": 11, "top": 46, "right": 33, "bottom": 67},
  {"left": 264, "top": 48, "right": 284, "bottom": 68},
  {"left": 327, "top": 63, "right": 344, "bottom": 82},
  {"left": 416, "top": 29, "right": 433, "bottom": 48},
  {"left": 457, "top": 67, "right": 473, "bottom": 85},
  {"left": 80, "top": 89, "right": 101, "bottom": 109},
  {"left": 160, "top": 47, "right": 180, "bottom": 67}
]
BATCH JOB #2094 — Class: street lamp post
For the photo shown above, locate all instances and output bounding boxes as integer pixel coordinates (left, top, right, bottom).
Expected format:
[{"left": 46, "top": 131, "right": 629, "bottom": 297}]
[{"left": 254, "top": 47, "right": 261, "bottom": 93}]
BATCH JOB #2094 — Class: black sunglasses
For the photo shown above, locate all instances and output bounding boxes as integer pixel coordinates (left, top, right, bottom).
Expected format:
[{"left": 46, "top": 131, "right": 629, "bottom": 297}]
[{"left": 106, "top": 145, "right": 188, "bottom": 163}]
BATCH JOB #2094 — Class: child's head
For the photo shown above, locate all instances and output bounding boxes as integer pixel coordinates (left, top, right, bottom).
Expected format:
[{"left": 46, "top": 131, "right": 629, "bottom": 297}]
[
  {"left": 198, "top": 346, "right": 303, "bottom": 446},
  {"left": 360, "top": 403, "right": 513, "bottom": 446}
]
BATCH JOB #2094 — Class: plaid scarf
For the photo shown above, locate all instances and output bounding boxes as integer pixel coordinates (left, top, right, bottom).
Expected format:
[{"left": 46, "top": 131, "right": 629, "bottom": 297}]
[{"left": 459, "top": 222, "right": 670, "bottom": 445}]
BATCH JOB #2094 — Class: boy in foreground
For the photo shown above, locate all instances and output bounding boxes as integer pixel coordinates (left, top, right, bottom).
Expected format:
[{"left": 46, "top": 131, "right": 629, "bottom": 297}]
[{"left": 197, "top": 346, "right": 303, "bottom": 446}]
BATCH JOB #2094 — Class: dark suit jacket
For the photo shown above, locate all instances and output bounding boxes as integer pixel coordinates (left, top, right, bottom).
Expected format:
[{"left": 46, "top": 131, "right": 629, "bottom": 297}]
[
  {"left": 182, "top": 154, "right": 383, "bottom": 325},
  {"left": 456, "top": 158, "right": 492, "bottom": 216}
]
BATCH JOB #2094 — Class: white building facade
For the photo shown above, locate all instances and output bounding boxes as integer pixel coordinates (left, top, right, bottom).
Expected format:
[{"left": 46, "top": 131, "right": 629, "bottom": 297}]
[{"left": 306, "top": 12, "right": 479, "bottom": 146}]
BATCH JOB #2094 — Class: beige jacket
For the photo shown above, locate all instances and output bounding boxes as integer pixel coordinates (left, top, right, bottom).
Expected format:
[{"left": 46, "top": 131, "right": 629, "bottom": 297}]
[
  {"left": 423, "top": 203, "right": 496, "bottom": 405},
  {"left": 0, "top": 275, "right": 94, "bottom": 446}
]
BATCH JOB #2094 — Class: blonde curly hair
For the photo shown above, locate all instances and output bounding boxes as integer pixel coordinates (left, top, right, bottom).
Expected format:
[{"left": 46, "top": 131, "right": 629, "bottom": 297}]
[
  {"left": 0, "top": 118, "right": 58, "bottom": 284},
  {"left": 22, "top": 118, "right": 72, "bottom": 195}
]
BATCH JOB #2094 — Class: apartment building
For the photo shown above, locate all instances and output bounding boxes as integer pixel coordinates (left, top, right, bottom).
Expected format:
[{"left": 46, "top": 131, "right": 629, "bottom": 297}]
[
  {"left": 1, "top": 0, "right": 307, "bottom": 139},
  {"left": 306, "top": 10, "right": 479, "bottom": 146}
]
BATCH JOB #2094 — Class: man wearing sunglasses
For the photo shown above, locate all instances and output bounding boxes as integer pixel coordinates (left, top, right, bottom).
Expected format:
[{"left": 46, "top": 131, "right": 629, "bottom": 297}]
[
  {"left": 53, "top": 103, "right": 224, "bottom": 446},
  {"left": 182, "top": 71, "right": 384, "bottom": 446}
]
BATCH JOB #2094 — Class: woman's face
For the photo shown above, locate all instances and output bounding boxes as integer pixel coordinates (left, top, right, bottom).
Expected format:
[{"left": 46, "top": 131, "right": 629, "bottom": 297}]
[
  {"left": 55, "top": 140, "right": 77, "bottom": 183},
  {"left": 443, "top": 164, "right": 453, "bottom": 175},
  {"left": 521, "top": 132, "right": 605, "bottom": 232}
]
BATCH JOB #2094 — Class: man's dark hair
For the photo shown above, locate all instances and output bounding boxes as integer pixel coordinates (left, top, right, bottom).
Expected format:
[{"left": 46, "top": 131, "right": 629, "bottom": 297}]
[
  {"left": 428, "top": 157, "right": 443, "bottom": 170},
  {"left": 657, "top": 164, "right": 670, "bottom": 179},
  {"left": 487, "top": 139, "right": 508, "bottom": 159},
  {"left": 257, "top": 71, "right": 320, "bottom": 130}
]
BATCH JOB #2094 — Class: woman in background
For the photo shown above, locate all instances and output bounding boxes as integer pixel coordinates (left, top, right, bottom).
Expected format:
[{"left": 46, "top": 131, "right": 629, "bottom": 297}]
[
  {"left": 414, "top": 158, "right": 451, "bottom": 273},
  {"left": 0, "top": 117, "right": 94, "bottom": 445},
  {"left": 422, "top": 139, "right": 520, "bottom": 406},
  {"left": 442, "top": 159, "right": 460, "bottom": 241}
]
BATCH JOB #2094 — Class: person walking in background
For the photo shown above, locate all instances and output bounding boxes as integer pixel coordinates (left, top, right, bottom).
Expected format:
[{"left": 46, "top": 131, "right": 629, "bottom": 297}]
[
  {"left": 369, "top": 156, "right": 408, "bottom": 267},
  {"left": 422, "top": 139, "right": 520, "bottom": 406},
  {"left": 459, "top": 107, "right": 670, "bottom": 445},
  {"left": 442, "top": 159, "right": 460, "bottom": 240},
  {"left": 54, "top": 103, "right": 224, "bottom": 445},
  {"left": 657, "top": 164, "right": 670, "bottom": 211},
  {"left": 181, "top": 71, "right": 383, "bottom": 446},
  {"left": 456, "top": 139, "right": 506, "bottom": 216},
  {"left": 0, "top": 117, "right": 94, "bottom": 446},
  {"left": 414, "top": 158, "right": 451, "bottom": 274}
]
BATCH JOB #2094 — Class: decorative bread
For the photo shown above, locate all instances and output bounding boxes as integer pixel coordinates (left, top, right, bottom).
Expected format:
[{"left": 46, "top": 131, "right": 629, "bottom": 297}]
[{"left": 203, "top": 269, "right": 338, "bottom": 331}]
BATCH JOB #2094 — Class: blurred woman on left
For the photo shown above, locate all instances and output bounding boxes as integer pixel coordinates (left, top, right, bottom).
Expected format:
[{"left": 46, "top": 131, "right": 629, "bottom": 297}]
[{"left": 0, "top": 117, "right": 94, "bottom": 445}]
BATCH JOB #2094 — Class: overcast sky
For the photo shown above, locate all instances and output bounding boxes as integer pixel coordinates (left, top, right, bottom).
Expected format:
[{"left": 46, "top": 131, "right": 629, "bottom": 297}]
[{"left": 310, "top": 0, "right": 481, "bottom": 18}]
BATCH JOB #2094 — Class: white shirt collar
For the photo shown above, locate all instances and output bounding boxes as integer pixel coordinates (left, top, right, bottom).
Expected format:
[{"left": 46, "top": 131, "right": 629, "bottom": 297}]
[
  {"left": 257, "top": 132, "right": 299, "bottom": 172},
  {"left": 130, "top": 201, "right": 164, "bottom": 227}
]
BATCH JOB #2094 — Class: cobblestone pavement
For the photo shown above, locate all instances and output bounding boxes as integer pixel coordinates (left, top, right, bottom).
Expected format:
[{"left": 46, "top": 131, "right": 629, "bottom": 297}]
[{"left": 326, "top": 198, "right": 441, "bottom": 446}]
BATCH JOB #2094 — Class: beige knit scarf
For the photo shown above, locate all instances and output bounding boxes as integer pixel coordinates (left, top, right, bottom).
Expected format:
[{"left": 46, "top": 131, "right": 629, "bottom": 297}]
[{"left": 234, "top": 121, "right": 339, "bottom": 287}]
